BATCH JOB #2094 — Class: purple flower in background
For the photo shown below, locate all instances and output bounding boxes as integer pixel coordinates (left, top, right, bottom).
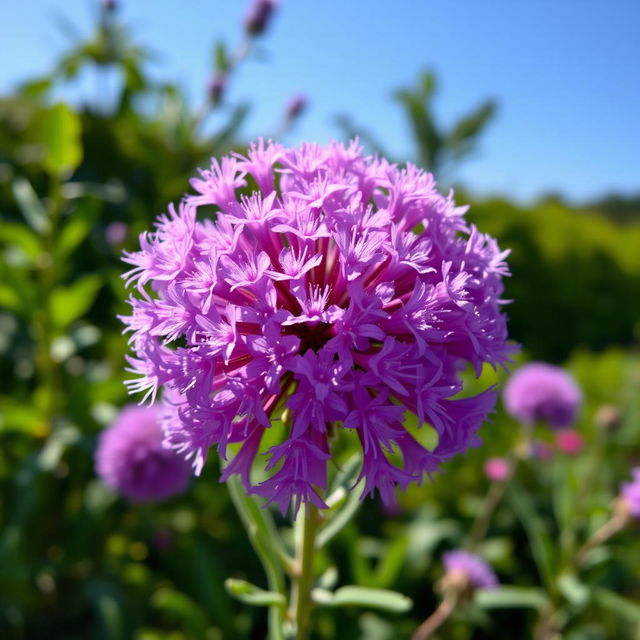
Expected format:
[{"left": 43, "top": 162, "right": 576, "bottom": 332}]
[
  {"left": 531, "top": 439, "right": 554, "bottom": 461},
  {"left": 95, "top": 404, "right": 192, "bottom": 502},
  {"left": 620, "top": 468, "right": 640, "bottom": 517},
  {"left": 503, "top": 362, "right": 582, "bottom": 429},
  {"left": 443, "top": 550, "right": 498, "bottom": 590},
  {"left": 106, "top": 221, "right": 128, "bottom": 245},
  {"left": 244, "top": 0, "right": 277, "bottom": 36},
  {"left": 120, "top": 139, "right": 512, "bottom": 513}
]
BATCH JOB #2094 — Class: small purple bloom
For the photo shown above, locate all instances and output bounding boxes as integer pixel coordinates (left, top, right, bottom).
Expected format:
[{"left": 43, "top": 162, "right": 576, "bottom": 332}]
[
  {"left": 443, "top": 550, "right": 498, "bottom": 590},
  {"left": 120, "top": 140, "right": 513, "bottom": 514},
  {"left": 95, "top": 404, "right": 192, "bottom": 502},
  {"left": 620, "top": 468, "right": 640, "bottom": 518},
  {"left": 244, "top": 0, "right": 277, "bottom": 36},
  {"left": 503, "top": 362, "right": 582, "bottom": 429},
  {"left": 531, "top": 439, "right": 554, "bottom": 461},
  {"left": 106, "top": 221, "right": 128, "bottom": 245}
]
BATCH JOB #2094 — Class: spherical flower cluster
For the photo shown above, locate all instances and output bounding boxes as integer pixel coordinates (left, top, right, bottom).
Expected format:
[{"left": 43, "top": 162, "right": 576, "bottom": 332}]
[
  {"left": 503, "top": 362, "right": 582, "bottom": 429},
  {"left": 620, "top": 467, "right": 640, "bottom": 518},
  {"left": 484, "top": 457, "right": 511, "bottom": 482},
  {"left": 121, "top": 139, "right": 512, "bottom": 513},
  {"left": 442, "top": 550, "right": 498, "bottom": 590},
  {"left": 95, "top": 404, "right": 192, "bottom": 502}
]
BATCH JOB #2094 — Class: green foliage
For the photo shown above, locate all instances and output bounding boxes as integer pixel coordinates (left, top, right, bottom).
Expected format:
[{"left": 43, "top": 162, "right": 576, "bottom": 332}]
[
  {"left": 467, "top": 196, "right": 640, "bottom": 360},
  {"left": 338, "top": 69, "right": 496, "bottom": 178}
]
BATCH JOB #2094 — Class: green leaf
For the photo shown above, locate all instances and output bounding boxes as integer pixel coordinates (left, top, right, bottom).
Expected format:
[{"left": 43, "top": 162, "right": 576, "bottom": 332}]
[
  {"left": 12, "top": 178, "right": 49, "bottom": 234},
  {"left": 0, "top": 268, "right": 38, "bottom": 317},
  {"left": 214, "top": 42, "right": 229, "bottom": 73},
  {"left": 85, "top": 579, "right": 126, "bottom": 640},
  {"left": 448, "top": 101, "right": 496, "bottom": 154},
  {"left": 592, "top": 587, "right": 640, "bottom": 623},
  {"left": 61, "top": 181, "right": 126, "bottom": 202},
  {"left": 318, "top": 454, "right": 364, "bottom": 548},
  {"left": 314, "top": 586, "right": 412, "bottom": 613},
  {"left": 0, "top": 285, "right": 23, "bottom": 315},
  {"left": 372, "top": 535, "right": 408, "bottom": 589},
  {"left": 151, "top": 588, "right": 209, "bottom": 637},
  {"left": 508, "top": 483, "right": 556, "bottom": 592},
  {"left": 557, "top": 573, "right": 590, "bottom": 608},
  {"left": 0, "top": 222, "right": 42, "bottom": 258},
  {"left": 476, "top": 586, "right": 549, "bottom": 610},
  {"left": 225, "top": 578, "right": 286, "bottom": 607},
  {"left": 55, "top": 215, "right": 93, "bottom": 259},
  {"left": 41, "top": 103, "right": 83, "bottom": 177},
  {"left": 50, "top": 274, "right": 103, "bottom": 329}
]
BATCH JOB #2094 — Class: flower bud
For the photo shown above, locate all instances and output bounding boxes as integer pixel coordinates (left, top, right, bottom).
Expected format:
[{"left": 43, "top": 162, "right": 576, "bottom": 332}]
[
  {"left": 208, "top": 74, "right": 226, "bottom": 106},
  {"left": 441, "top": 550, "right": 498, "bottom": 599},
  {"left": 285, "top": 94, "right": 307, "bottom": 121},
  {"left": 484, "top": 457, "right": 511, "bottom": 482},
  {"left": 594, "top": 404, "right": 622, "bottom": 431},
  {"left": 555, "top": 429, "right": 584, "bottom": 455},
  {"left": 244, "top": 0, "right": 277, "bottom": 37}
]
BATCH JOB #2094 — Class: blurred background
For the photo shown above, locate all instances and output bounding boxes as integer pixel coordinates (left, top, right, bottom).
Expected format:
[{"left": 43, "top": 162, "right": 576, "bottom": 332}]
[{"left": 1, "top": 1, "right": 639, "bottom": 638}]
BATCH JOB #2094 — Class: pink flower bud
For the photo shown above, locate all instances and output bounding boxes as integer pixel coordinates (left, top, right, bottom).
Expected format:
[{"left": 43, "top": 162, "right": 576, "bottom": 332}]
[
  {"left": 484, "top": 457, "right": 511, "bottom": 482},
  {"left": 555, "top": 429, "right": 584, "bottom": 456}
]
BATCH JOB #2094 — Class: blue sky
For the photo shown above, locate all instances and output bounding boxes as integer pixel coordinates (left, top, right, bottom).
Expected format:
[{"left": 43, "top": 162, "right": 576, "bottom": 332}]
[{"left": 2, "top": 0, "right": 639, "bottom": 203}]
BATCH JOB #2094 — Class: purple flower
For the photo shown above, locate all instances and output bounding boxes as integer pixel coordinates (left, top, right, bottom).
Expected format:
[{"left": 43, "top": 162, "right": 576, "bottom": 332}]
[
  {"left": 244, "top": 0, "right": 277, "bottom": 36},
  {"left": 120, "top": 140, "right": 512, "bottom": 513},
  {"left": 106, "top": 221, "right": 128, "bottom": 245},
  {"left": 503, "top": 362, "right": 582, "bottom": 429},
  {"left": 95, "top": 404, "right": 192, "bottom": 502},
  {"left": 620, "top": 468, "right": 640, "bottom": 518},
  {"left": 443, "top": 550, "right": 498, "bottom": 590}
]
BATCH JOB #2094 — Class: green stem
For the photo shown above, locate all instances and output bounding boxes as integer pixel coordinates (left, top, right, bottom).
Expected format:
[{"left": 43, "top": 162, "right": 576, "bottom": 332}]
[
  {"left": 411, "top": 593, "right": 458, "bottom": 640},
  {"left": 290, "top": 503, "right": 321, "bottom": 640},
  {"left": 37, "top": 175, "right": 64, "bottom": 430},
  {"left": 227, "top": 476, "right": 288, "bottom": 640}
]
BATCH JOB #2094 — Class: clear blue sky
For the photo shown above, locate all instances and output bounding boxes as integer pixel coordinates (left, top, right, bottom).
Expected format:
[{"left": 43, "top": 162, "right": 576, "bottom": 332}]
[{"left": 2, "top": 0, "right": 639, "bottom": 203}]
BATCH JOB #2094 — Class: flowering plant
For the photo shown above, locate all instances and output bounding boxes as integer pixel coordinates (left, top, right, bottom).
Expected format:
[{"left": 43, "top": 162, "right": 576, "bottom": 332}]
[{"left": 121, "top": 139, "right": 512, "bottom": 514}]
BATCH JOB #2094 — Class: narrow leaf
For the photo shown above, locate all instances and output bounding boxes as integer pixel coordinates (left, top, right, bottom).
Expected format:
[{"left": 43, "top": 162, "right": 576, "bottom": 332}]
[
  {"left": 41, "top": 103, "right": 83, "bottom": 177},
  {"left": 50, "top": 274, "right": 103, "bottom": 329},
  {"left": 12, "top": 178, "right": 49, "bottom": 234},
  {"left": 476, "top": 586, "right": 549, "bottom": 610},
  {"left": 316, "top": 586, "right": 412, "bottom": 613},
  {"left": 225, "top": 578, "right": 286, "bottom": 607},
  {"left": 592, "top": 587, "right": 640, "bottom": 623}
]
